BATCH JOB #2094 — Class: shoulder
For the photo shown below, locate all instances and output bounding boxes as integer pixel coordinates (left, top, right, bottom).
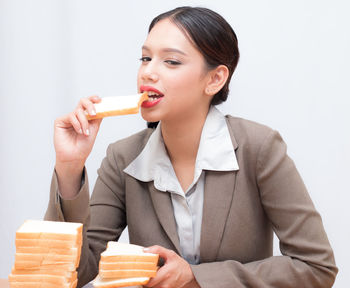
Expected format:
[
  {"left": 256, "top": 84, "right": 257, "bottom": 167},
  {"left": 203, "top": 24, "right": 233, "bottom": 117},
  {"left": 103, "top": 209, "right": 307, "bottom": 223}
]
[
  {"left": 225, "top": 115, "right": 277, "bottom": 148},
  {"left": 105, "top": 128, "right": 155, "bottom": 169},
  {"left": 225, "top": 115, "right": 288, "bottom": 179}
]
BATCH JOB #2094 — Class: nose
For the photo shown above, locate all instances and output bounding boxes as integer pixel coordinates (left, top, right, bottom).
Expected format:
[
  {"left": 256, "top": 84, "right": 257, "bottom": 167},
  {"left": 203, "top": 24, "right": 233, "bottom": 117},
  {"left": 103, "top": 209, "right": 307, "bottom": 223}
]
[{"left": 140, "top": 61, "right": 159, "bottom": 82}]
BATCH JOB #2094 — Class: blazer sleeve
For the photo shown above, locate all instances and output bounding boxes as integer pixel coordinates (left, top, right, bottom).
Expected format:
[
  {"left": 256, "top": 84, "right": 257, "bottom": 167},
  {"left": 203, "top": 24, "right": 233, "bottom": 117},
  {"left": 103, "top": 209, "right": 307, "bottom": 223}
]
[
  {"left": 191, "top": 130, "right": 338, "bottom": 288},
  {"left": 44, "top": 144, "right": 127, "bottom": 288}
]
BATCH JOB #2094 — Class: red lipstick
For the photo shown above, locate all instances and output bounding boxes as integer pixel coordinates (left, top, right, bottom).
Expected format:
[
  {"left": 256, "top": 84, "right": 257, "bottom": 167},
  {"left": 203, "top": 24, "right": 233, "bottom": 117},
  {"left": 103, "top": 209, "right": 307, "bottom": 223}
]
[{"left": 140, "top": 85, "right": 164, "bottom": 108}]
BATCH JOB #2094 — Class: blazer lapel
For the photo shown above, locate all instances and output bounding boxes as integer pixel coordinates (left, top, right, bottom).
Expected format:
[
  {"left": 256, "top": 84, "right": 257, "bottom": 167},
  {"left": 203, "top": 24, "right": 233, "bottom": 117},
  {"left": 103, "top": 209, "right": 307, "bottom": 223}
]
[
  {"left": 148, "top": 182, "right": 181, "bottom": 254},
  {"left": 200, "top": 169, "right": 237, "bottom": 262},
  {"left": 200, "top": 118, "right": 239, "bottom": 262}
]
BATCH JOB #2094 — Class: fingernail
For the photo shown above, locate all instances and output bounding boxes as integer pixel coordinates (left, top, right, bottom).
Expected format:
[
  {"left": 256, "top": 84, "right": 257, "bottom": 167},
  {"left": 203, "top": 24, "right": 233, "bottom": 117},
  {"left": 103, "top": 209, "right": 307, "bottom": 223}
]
[
  {"left": 78, "top": 129, "right": 83, "bottom": 134},
  {"left": 85, "top": 129, "right": 90, "bottom": 136},
  {"left": 90, "top": 110, "right": 96, "bottom": 116},
  {"left": 143, "top": 248, "right": 150, "bottom": 252}
]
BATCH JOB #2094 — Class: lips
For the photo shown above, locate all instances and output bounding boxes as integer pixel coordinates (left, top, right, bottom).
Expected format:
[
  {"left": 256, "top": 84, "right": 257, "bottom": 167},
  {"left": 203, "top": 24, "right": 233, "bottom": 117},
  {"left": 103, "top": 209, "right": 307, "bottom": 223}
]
[{"left": 140, "top": 85, "right": 164, "bottom": 108}]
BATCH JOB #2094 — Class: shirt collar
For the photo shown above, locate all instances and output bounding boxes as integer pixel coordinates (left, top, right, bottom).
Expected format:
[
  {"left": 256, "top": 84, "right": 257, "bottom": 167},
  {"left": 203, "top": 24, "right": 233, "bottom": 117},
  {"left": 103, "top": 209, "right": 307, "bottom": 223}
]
[
  {"left": 196, "top": 106, "right": 239, "bottom": 171},
  {"left": 123, "top": 106, "right": 239, "bottom": 191}
]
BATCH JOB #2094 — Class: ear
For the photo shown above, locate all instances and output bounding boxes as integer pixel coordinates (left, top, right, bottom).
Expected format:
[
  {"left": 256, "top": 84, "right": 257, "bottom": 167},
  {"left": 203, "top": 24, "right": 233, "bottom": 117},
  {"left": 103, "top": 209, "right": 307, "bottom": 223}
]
[{"left": 204, "top": 65, "right": 229, "bottom": 97}]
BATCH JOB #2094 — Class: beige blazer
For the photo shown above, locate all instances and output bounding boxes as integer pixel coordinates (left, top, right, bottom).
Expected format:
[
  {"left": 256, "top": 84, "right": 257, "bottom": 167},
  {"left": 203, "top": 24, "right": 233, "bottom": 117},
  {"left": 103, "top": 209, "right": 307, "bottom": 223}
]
[{"left": 45, "top": 115, "right": 337, "bottom": 288}]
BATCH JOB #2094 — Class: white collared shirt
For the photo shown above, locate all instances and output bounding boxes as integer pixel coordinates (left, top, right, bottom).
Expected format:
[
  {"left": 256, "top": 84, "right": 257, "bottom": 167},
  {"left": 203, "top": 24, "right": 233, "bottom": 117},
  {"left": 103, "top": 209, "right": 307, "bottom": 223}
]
[{"left": 124, "top": 106, "right": 239, "bottom": 264}]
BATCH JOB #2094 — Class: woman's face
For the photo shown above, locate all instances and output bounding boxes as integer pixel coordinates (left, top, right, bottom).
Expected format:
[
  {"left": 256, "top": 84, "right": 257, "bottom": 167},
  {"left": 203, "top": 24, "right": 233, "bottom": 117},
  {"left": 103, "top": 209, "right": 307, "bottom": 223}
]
[{"left": 137, "top": 19, "right": 211, "bottom": 124}]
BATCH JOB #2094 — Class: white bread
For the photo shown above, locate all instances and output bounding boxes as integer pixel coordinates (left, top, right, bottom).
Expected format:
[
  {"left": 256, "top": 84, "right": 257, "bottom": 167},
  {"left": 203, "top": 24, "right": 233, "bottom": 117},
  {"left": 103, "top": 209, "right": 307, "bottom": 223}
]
[
  {"left": 16, "top": 238, "right": 81, "bottom": 249},
  {"left": 106, "top": 242, "right": 144, "bottom": 251},
  {"left": 15, "top": 253, "right": 80, "bottom": 266},
  {"left": 92, "top": 275, "right": 148, "bottom": 288},
  {"left": 14, "top": 260, "right": 77, "bottom": 271},
  {"left": 86, "top": 92, "right": 149, "bottom": 120},
  {"left": 11, "top": 267, "right": 76, "bottom": 278},
  {"left": 9, "top": 272, "right": 77, "bottom": 285},
  {"left": 10, "top": 220, "right": 83, "bottom": 288},
  {"left": 15, "top": 246, "right": 78, "bottom": 255},
  {"left": 99, "top": 268, "right": 157, "bottom": 279},
  {"left": 93, "top": 242, "right": 159, "bottom": 288},
  {"left": 16, "top": 220, "right": 83, "bottom": 242},
  {"left": 101, "top": 242, "right": 158, "bottom": 263},
  {"left": 8, "top": 279, "right": 77, "bottom": 288},
  {"left": 99, "top": 261, "right": 157, "bottom": 270}
]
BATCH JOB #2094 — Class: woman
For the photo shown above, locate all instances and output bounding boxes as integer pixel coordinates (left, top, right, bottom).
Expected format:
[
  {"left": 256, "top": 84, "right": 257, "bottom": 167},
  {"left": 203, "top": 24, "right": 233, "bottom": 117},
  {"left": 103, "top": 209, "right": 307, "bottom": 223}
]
[{"left": 45, "top": 6, "right": 337, "bottom": 288}]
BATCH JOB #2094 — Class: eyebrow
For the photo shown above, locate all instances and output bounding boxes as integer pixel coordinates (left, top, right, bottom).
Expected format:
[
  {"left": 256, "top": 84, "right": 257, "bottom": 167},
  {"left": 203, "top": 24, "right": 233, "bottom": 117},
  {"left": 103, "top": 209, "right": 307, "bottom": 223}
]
[{"left": 142, "top": 45, "right": 188, "bottom": 56}]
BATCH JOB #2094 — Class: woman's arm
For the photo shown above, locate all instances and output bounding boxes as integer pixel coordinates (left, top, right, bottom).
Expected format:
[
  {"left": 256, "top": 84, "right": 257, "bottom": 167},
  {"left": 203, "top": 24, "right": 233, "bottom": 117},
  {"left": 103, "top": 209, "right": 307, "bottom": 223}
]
[{"left": 45, "top": 95, "right": 129, "bottom": 287}]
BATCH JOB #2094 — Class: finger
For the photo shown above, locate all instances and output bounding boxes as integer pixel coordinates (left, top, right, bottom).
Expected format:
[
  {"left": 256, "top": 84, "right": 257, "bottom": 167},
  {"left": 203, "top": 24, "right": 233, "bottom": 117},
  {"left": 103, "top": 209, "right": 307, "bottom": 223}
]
[
  {"left": 68, "top": 113, "right": 83, "bottom": 134},
  {"left": 87, "top": 118, "right": 103, "bottom": 136},
  {"left": 144, "top": 265, "right": 169, "bottom": 287},
  {"left": 144, "top": 245, "right": 177, "bottom": 261},
  {"left": 88, "top": 94, "right": 101, "bottom": 103},
  {"left": 79, "top": 97, "right": 97, "bottom": 117},
  {"left": 55, "top": 113, "right": 83, "bottom": 134},
  {"left": 75, "top": 108, "right": 90, "bottom": 136}
]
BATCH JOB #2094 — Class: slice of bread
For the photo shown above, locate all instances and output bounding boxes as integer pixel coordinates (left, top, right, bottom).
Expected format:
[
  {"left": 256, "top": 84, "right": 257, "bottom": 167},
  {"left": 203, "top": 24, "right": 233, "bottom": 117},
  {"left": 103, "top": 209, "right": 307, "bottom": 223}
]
[
  {"left": 99, "top": 261, "right": 157, "bottom": 270},
  {"left": 86, "top": 92, "right": 149, "bottom": 120},
  {"left": 92, "top": 275, "right": 148, "bottom": 288},
  {"left": 16, "top": 220, "right": 83, "bottom": 242},
  {"left": 15, "top": 246, "right": 79, "bottom": 255},
  {"left": 14, "top": 260, "right": 76, "bottom": 271},
  {"left": 99, "top": 268, "right": 157, "bottom": 279},
  {"left": 11, "top": 267, "right": 76, "bottom": 278},
  {"left": 15, "top": 238, "right": 81, "bottom": 249},
  {"left": 9, "top": 272, "right": 77, "bottom": 285},
  {"left": 100, "top": 242, "right": 158, "bottom": 264},
  {"left": 15, "top": 252, "right": 78, "bottom": 262},
  {"left": 8, "top": 278, "right": 77, "bottom": 288}
]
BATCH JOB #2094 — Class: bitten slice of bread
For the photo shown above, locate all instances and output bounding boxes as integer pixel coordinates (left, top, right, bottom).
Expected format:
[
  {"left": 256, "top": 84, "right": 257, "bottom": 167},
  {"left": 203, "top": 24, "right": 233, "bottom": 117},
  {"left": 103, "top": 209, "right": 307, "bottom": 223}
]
[{"left": 86, "top": 92, "right": 149, "bottom": 120}]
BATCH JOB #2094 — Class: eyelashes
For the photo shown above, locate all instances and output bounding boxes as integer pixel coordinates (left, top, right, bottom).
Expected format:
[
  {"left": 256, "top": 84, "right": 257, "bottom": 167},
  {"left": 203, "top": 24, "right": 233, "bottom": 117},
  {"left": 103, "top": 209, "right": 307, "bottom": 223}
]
[
  {"left": 139, "top": 57, "right": 181, "bottom": 66},
  {"left": 164, "top": 60, "right": 181, "bottom": 65},
  {"left": 139, "top": 56, "right": 151, "bottom": 62}
]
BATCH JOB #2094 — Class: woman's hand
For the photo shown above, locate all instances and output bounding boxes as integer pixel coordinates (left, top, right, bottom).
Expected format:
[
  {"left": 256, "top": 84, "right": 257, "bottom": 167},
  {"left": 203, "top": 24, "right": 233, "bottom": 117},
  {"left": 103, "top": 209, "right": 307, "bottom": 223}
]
[
  {"left": 144, "top": 246, "right": 200, "bottom": 288},
  {"left": 54, "top": 95, "right": 102, "bottom": 199}
]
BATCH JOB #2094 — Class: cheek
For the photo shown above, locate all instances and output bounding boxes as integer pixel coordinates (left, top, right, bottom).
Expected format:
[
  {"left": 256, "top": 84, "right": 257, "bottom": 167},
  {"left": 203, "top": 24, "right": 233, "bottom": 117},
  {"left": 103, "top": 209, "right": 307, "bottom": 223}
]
[{"left": 166, "top": 68, "right": 204, "bottom": 94}]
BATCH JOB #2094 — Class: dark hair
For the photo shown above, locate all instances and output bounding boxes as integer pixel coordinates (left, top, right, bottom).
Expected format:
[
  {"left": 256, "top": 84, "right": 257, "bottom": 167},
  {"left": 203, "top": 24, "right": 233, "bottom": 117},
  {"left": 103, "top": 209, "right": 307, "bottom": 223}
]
[{"left": 147, "top": 6, "right": 239, "bottom": 128}]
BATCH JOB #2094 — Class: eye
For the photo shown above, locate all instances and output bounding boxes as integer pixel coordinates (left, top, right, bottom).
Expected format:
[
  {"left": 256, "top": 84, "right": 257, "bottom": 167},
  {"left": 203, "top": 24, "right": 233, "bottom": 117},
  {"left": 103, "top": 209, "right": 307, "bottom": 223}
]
[
  {"left": 164, "top": 60, "right": 181, "bottom": 66},
  {"left": 139, "top": 56, "right": 151, "bottom": 62}
]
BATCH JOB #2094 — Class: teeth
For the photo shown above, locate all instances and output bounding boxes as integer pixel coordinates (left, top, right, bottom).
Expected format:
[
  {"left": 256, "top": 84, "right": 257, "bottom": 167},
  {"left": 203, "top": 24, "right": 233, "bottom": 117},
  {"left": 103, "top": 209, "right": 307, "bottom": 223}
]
[
  {"left": 147, "top": 91, "right": 160, "bottom": 97},
  {"left": 148, "top": 97, "right": 157, "bottom": 101}
]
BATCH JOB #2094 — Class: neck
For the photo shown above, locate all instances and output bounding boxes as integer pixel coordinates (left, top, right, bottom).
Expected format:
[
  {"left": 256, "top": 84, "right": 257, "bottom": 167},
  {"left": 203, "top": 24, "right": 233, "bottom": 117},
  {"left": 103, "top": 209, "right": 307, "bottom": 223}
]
[{"left": 161, "top": 107, "right": 210, "bottom": 165}]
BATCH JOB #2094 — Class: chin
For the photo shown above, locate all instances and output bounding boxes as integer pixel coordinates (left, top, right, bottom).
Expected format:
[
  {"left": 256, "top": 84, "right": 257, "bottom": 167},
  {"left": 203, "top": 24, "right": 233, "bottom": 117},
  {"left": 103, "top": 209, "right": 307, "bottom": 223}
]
[{"left": 140, "top": 109, "right": 161, "bottom": 124}]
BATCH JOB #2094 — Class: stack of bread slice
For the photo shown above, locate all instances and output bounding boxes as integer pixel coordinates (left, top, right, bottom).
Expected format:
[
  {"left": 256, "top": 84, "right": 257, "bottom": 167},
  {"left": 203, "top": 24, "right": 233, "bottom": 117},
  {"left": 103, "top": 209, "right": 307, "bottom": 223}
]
[
  {"left": 9, "top": 220, "right": 83, "bottom": 288},
  {"left": 93, "top": 242, "right": 159, "bottom": 288}
]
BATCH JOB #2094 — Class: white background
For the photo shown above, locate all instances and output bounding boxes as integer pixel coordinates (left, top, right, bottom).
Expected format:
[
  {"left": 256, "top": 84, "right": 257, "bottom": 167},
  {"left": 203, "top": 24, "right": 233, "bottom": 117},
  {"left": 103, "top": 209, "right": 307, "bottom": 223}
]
[{"left": 0, "top": 0, "right": 349, "bottom": 286}]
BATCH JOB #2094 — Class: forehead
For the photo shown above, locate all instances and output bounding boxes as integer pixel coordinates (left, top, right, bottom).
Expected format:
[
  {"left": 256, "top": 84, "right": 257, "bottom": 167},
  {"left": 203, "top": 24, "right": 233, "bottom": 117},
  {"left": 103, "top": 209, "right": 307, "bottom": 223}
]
[{"left": 143, "top": 19, "right": 197, "bottom": 53}]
